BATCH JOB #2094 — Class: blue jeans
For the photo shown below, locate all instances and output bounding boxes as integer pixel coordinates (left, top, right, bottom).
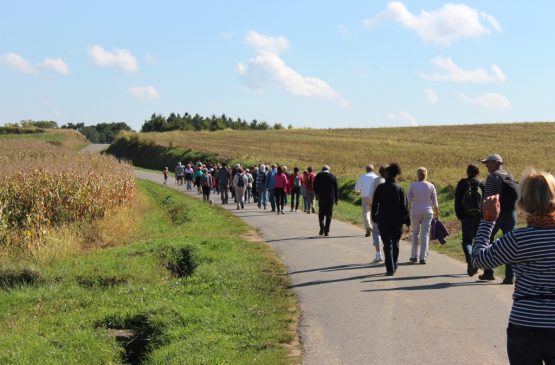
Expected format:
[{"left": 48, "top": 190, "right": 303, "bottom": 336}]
[
  {"left": 508, "top": 324, "right": 555, "bottom": 364},
  {"left": 268, "top": 188, "right": 276, "bottom": 211},
  {"left": 257, "top": 185, "right": 267, "bottom": 207},
  {"left": 372, "top": 222, "right": 381, "bottom": 249},
  {"left": 484, "top": 211, "right": 516, "bottom": 280},
  {"left": 461, "top": 218, "right": 480, "bottom": 264}
]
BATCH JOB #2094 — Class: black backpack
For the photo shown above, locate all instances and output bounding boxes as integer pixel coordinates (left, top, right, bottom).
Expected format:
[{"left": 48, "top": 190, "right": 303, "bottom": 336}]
[
  {"left": 461, "top": 179, "right": 482, "bottom": 218},
  {"left": 494, "top": 171, "right": 519, "bottom": 213},
  {"left": 237, "top": 174, "right": 245, "bottom": 187}
]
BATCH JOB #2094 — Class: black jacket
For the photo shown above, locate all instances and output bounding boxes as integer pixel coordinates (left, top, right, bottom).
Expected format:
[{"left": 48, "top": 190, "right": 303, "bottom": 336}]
[
  {"left": 313, "top": 171, "right": 338, "bottom": 205},
  {"left": 454, "top": 177, "right": 484, "bottom": 220},
  {"left": 371, "top": 178, "right": 410, "bottom": 228}
]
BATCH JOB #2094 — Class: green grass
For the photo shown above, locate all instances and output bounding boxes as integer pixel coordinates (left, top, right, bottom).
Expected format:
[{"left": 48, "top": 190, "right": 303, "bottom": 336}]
[
  {"left": 0, "top": 129, "right": 89, "bottom": 151},
  {"left": 0, "top": 180, "right": 297, "bottom": 364}
]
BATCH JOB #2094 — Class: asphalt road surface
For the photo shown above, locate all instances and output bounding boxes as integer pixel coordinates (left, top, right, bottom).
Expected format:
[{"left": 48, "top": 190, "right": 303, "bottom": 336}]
[{"left": 135, "top": 169, "right": 513, "bottom": 365}]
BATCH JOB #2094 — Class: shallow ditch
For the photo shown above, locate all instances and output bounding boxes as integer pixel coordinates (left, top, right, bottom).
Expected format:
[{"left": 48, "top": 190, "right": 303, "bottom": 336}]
[
  {"left": 162, "top": 246, "right": 197, "bottom": 278},
  {"left": 101, "top": 314, "right": 158, "bottom": 365},
  {"left": 0, "top": 268, "right": 41, "bottom": 289}
]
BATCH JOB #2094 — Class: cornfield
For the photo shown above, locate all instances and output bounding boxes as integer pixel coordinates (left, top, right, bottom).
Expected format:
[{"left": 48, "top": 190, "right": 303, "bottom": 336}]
[{"left": 0, "top": 140, "right": 135, "bottom": 250}]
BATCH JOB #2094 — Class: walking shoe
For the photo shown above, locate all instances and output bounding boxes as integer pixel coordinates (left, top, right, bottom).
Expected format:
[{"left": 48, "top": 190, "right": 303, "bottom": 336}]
[
  {"left": 467, "top": 264, "right": 478, "bottom": 277},
  {"left": 312, "top": 207, "right": 316, "bottom": 213},
  {"left": 385, "top": 271, "right": 395, "bottom": 276},
  {"left": 324, "top": 232, "right": 329, "bottom": 236},
  {"left": 319, "top": 228, "right": 324, "bottom": 236},
  {"left": 502, "top": 278, "right": 514, "bottom": 285},
  {"left": 257, "top": 204, "right": 261, "bottom": 209},
  {"left": 365, "top": 228, "right": 371, "bottom": 237},
  {"left": 290, "top": 208, "right": 294, "bottom": 212},
  {"left": 409, "top": 257, "right": 417, "bottom": 263},
  {"left": 419, "top": 259, "right": 426, "bottom": 265},
  {"left": 373, "top": 253, "right": 382, "bottom": 263},
  {"left": 478, "top": 273, "right": 495, "bottom": 281},
  {"left": 295, "top": 209, "right": 298, "bottom": 213},
  {"left": 241, "top": 203, "right": 244, "bottom": 209}
]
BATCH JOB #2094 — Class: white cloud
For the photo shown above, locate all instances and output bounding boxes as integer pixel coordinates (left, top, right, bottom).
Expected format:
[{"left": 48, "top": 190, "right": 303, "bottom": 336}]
[
  {"left": 238, "top": 31, "right": 350, "bottom": 109},
  {"left": 128, "top": 85, "right": 160, "bottom": 99},
  {"left": 42, "top": 58, "right": 71, "bottom": 75},
  {"left": 457, "top": 91, "right": 511, "bottom": 111},
  {"left": 364, "top": 2, "right": 501, "bottom": 46},
  {"left": 421, "top": 57, "right": 506, "bottom": 83},
  {"left": 424, "top": 89, "right": 438, "bottom": 104},
  {"left": 245, "top": 31, "right": 289, "bottom": 54},
  {"left": 386, "top": 111, "right": 417, "bottom": 126},
  {"left": 0, "top": 53, "right": 71, "bottom": 75},
  {"left": 0, "top": 53, "right": 38, "bottom": 75},
  {"left": 87, "top": 45, "right": 138, "bottom": 73}
]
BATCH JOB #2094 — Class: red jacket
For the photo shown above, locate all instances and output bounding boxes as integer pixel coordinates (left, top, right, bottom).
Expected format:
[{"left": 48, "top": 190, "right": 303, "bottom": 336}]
[
  {"left": 304, "top": 172, "right": 316, "bottom": 192},
  {"left": 288, "top": 173, "right": 303, "bottom": 191}
]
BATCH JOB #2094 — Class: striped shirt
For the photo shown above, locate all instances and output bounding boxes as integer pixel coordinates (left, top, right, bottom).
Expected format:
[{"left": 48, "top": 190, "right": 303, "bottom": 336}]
[
  {"left": 472, "top": 220, "right": 555, "bottom": 328},
  {"left": 483, "top": 169, "right": 506, "bottom": 198}
]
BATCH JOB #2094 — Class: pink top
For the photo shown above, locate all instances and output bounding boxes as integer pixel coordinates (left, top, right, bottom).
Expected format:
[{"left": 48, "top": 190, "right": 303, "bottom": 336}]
[
  {"left": 274, "top": 173, "right": 289, "bottom": 190},
  {"left": 408, "top": 180, "right": 438, "bottom": 215}
]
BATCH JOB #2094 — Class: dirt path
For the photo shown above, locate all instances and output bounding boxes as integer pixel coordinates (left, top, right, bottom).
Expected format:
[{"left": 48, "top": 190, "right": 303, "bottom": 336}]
[{"left": 135, "top": 169, "right": 513, "bottom": 365}]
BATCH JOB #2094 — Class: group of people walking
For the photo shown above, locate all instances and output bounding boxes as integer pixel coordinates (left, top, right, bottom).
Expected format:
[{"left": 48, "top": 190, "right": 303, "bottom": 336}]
[{"left": 166, "top": 152, "right": 555, "bottom": 363}]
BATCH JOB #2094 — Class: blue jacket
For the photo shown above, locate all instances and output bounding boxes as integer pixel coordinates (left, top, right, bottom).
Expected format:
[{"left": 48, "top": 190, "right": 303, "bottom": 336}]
[{"left": 430, "top": 218, "right": 449, "bottom": 244}]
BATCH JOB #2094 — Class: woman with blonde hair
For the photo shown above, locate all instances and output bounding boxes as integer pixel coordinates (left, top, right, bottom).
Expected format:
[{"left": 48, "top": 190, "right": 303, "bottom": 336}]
[
  {"left": 473, "top": 169, "right": 555, "bottom": 363},
  {"left": 407, "top": 167, "right": 439, "bottom": 264}
]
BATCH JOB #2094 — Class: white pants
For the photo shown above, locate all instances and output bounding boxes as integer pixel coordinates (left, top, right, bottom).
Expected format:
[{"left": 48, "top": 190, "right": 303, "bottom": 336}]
[{"left": 410, "top": 212, "right": 433, "bottom": 261}]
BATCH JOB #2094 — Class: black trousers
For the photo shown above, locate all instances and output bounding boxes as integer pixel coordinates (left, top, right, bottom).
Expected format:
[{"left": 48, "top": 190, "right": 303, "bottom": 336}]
[
  {"left": 290, "top": 186, "right": 301, "bottom": 210},
  {"left": 379, "top": 226, "right": 402, "bottom": 274},
  {"left": 318, "top": 202, "right": 334, "bottom": 234},
  {"left": 274, "top": 188, "right": 285, "bottom": 212},
  {"left": 508, "top": 323, "right": 555, "bottom": 364}
]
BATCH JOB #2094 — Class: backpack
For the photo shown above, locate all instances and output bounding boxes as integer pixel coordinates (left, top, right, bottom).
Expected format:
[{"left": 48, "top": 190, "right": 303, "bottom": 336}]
[
  {"left": 201, "top": 174, "right": 210, "bottom": 187},
  {"left": 461, "top": 179, "right": 482, "bottom": 218},
  {"left": 294, "top": 175, "right": 301, "bottom": 188},
  {"left": 237, "top": 174, "right": 245, "bottom": 188},
  {"left": 494, "top": 171, "right": 519, "bottom": 213}
]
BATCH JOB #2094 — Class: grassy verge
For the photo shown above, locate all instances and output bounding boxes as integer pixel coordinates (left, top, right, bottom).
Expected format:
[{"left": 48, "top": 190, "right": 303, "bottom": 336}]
[
  {"left": 0, "top": 129, "right": 89, "bottom": 151},
  {"left": 0, "top": 180, "right": 298, "bottom": 364}
]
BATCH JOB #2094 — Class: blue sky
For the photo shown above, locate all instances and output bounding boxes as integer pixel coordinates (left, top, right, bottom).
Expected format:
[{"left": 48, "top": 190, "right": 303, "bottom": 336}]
[{"left": 1, "top": 1, "right": 554, "bottom": 130}]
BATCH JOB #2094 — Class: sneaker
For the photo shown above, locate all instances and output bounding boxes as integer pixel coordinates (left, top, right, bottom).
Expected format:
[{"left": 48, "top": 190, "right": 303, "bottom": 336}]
[
  {"left": 502, "top": 278, "right": 514, "bottom": 285},
  {"left": 365, "top": 228, "right": 371, "bottom": 237},
  {"left": 467, "top": 264, "right": 478, "bottom": 277},
  {"left": 373, "top": 253, "right": 382, "bottom": 263},
  {"left": 419, "top": 259, "right": 426, "bottom": 265},
  {"left": 478, "top": 273, "right": 495, "bottom": 281},
  {"left": 409, "top": 257, "right": 417, "bottom": 263},
  {"left": 290, "top": 208, "right": 294, "bottom": 212},
  {"left": 295, "top": 209, "right": 298, "bottom": 213}
]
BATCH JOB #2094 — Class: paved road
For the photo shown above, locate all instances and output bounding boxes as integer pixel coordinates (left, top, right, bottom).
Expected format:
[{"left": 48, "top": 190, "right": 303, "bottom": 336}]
[{"left": 135, "top": 169, "right": 513, "bottom": 365}]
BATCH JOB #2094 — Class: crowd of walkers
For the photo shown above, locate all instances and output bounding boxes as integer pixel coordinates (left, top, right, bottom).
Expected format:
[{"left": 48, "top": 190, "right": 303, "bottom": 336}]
[{"left": 165, "top": 153, "right": 555, "bottom": 363}]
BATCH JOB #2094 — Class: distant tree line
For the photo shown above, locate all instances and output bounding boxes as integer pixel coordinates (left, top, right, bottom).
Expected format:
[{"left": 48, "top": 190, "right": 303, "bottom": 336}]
[
  {"left": 62, "top": 122, "right": 132, "bottom": 143},
  {"left": 141, "top": 113, "right": 292, "bottom": 132},
  {"left": 0, "top": 119, "right": 133, "bottom": 143}
]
